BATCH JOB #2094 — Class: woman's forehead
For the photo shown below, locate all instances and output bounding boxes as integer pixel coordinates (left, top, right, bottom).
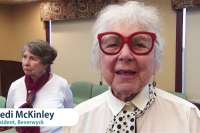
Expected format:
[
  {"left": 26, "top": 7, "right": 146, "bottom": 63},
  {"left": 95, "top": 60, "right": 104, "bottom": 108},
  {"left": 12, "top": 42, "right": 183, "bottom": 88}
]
[
  {"left": 105, "top": 24, "right": 144, "bottom": 36},
  {"left": 107, "top": 20, "right": 144, "bottom": 30}
]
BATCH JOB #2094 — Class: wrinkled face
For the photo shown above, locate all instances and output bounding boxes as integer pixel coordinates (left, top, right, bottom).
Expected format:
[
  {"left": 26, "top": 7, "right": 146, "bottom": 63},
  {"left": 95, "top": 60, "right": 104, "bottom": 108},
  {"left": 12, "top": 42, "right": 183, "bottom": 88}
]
[
  {"left": 22, "top": 50, "right": 48, "bottom": 81},
  {"left": 99, "top": 25, "right": 155, "bottom": 101}
]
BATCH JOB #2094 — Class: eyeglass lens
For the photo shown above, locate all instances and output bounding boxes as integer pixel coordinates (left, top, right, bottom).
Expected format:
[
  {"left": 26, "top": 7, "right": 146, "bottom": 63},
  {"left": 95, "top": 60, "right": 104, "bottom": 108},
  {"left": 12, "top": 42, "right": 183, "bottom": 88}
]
[{"left": 101, "top": 33, "right": 152, "bottom": 54}]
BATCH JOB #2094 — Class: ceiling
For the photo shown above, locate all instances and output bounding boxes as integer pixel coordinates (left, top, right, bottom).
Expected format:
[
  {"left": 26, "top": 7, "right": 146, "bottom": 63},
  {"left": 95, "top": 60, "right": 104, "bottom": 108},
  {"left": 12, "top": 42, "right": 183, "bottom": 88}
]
[{"left": 0, "top": 0, "right": 44, "bottom": 4}]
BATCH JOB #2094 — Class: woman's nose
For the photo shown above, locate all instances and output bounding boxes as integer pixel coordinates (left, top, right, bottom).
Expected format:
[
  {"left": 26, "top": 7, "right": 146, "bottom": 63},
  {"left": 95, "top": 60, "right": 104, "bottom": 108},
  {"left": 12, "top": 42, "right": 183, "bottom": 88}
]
[
  {"left": 118, "top": 43, "right": 134, "bottom": 62},
  {"left": 24, "top": 58, "right": 30, "bottom": 66}
]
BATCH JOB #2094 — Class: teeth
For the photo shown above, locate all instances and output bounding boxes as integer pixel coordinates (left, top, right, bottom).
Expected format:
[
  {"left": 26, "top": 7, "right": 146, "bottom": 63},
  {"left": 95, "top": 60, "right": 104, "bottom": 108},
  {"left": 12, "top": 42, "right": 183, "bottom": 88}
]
[{"left": 118, "top": 71, "right": 134, "bottom": 75}]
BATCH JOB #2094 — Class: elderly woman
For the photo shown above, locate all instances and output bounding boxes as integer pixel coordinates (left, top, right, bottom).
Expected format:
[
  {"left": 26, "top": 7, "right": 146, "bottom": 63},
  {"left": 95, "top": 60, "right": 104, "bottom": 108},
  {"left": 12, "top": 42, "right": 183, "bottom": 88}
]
[
  {"left": 63, "top": 1, "right": 200, "bottom": 133},
  {"left": 6, "top": 39, "right": 73, "bottom": 133}
]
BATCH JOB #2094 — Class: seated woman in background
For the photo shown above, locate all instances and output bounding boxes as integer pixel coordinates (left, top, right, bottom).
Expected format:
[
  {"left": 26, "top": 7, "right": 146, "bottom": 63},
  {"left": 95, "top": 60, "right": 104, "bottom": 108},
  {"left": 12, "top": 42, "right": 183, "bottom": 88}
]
[
  {"left": 6, "top": 39, "right": 73, "bottom": 133},
  {"left": 63, "top": 1, "right": 200, "bottom": 133}
]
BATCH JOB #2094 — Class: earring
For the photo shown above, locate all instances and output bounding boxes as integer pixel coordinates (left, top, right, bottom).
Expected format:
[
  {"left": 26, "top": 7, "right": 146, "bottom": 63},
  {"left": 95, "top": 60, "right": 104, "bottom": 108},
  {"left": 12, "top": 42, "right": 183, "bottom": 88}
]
[
  {"left": 152, "top": 75, "right": 156, "bottom": 88},
  {"left": 44, "top": 68, "right": 47, "bottom": 74},
  {"left": 100, "top": 75, "right": 103, "bottom": 86}
]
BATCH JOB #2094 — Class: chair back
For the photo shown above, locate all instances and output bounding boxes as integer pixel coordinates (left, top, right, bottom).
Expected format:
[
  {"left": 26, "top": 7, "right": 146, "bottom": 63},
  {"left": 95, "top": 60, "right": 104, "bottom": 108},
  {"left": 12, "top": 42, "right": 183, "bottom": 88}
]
[
  {"left": 0, "top": 128, "right": 17, "bottom": 133},
  {"left": 167, "top": 91, "right": 187, "bottom": 100},
  {"left": 70, "top": 81, "right": 92, "bottom": 107},
  {"left": 0, "top": 96, "right": 6, "bottom": 108},
  {"left": 92, "top": 85, "right": 109, "bottom": 98}
]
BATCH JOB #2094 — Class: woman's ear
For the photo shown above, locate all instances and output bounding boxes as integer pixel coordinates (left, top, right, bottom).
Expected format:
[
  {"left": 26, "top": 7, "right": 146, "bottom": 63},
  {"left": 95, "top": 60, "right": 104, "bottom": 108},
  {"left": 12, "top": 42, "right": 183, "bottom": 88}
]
[
  {"left": 153, "top": 60, "right": 158, "bottom": 74},
  {"left": 45, "top": 64, "right": 49, "bottom": 69}
]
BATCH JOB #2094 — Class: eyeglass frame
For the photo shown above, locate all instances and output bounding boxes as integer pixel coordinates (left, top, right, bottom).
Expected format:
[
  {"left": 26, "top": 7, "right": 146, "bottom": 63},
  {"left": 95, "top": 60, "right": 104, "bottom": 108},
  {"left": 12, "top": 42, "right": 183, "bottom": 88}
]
[{"left": 97, "top": 31, "right": 156, "bottom": 55}]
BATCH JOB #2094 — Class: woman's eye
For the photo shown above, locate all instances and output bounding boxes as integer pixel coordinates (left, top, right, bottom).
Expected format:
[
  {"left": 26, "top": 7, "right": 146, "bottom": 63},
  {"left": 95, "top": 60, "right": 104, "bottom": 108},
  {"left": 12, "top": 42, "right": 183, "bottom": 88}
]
[
  {"left": 30, "top": 57, "right": 36, "bottom": 61},
  {"left": 23, "top": 55, "right": 27, "bottom": 59},
  {"left": 102, "top": 35, "right": 121, "bottom": 48},
  {"left": 107, "top": 43, "right": 119, "bottom": 48},
  {"left": 135, "top": 43, "right": 146, "bottom": 48}
]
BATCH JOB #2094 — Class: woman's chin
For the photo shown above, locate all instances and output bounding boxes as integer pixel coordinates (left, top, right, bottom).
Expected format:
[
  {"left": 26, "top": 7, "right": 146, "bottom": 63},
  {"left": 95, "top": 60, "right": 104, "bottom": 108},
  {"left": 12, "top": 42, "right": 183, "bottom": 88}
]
[
  {"left": 111, "top": 84, "right": 141, "bottom": 95},
  {"left": 24, "top": 72, "right": 31, "bottom": 76}
]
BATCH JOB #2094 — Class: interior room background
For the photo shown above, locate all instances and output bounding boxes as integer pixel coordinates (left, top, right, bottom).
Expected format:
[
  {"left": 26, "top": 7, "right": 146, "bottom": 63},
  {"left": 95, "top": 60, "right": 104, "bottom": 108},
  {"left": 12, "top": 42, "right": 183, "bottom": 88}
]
[
  {"left": 1, "top": 0, "right": 199, "bottom": 104},
  {"left": 0, "top": 0, "right": 176, "bottom": 94}
]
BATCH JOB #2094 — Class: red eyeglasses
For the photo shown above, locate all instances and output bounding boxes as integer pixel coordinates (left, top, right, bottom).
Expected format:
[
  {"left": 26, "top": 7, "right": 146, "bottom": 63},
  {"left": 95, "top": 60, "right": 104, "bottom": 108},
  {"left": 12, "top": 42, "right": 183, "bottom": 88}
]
[{"left": 97, "top": 31, "right": 156, "bottom": 55}]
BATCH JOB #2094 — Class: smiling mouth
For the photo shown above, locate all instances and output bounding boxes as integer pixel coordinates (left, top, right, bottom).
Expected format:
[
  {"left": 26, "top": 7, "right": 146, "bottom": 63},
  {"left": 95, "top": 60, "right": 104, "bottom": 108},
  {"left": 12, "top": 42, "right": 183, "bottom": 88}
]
[{"left": 116, "top": 70, "right": 136, "bottom": 75}]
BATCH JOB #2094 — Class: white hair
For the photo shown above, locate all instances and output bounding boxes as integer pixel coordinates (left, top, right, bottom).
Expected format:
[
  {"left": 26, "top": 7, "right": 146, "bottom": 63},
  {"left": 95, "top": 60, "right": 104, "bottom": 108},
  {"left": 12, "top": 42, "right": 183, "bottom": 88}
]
[{"left": 90, "top": 1, "right": 164, "bottom": 72}]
